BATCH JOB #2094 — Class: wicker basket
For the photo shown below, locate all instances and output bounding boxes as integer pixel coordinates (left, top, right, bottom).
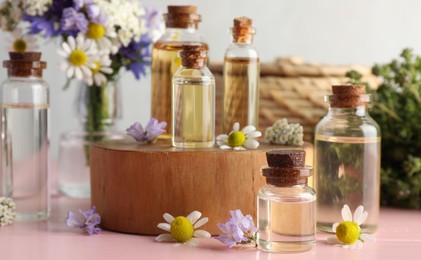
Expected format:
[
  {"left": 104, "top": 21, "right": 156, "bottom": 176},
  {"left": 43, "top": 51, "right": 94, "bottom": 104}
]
[{"left": 210, "top": 57, "right": 378, "bottom": 141}]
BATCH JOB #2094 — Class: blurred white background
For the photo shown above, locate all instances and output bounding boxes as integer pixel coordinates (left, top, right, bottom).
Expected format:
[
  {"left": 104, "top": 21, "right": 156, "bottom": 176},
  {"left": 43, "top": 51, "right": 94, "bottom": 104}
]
[{"left": 1, "top": 0, "right": 421, "bottom": 157}]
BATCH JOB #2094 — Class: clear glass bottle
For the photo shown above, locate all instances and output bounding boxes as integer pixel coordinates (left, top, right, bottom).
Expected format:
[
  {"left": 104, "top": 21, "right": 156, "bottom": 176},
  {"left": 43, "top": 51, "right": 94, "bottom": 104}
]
[
  {"left": 172, "top": 45, "right": 215, "bottom": 148},
  {"left": 257, "top": 150, "right": 316, "bottom": 253},
  {"left": 223, "top": 16, "right": 260, "bottom": 133},
  {"left": 152, "top": 5, "right": 208, "bottom": 136},
  {"left": 314, "top": 85, "right": 381, "bottom": 234},
  {"left": 1, "top": 52, "right": 49, "bottom": 221}
]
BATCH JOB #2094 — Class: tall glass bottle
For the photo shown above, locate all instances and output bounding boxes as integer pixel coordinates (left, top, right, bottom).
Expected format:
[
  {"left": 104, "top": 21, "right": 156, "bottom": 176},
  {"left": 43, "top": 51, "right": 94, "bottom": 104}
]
[
  {"left": 1, "top": 52, "right": 49, "bottom": 221},
  {"left": 223, "top": 16, "right": 260, "bottom": 133},
  {"left": 152, "top": 5, "right": 207, "bottom": 136},
  {"left": 314, "top": 85, "right": 381, "bottom": 233},
  {"left": 172, "top": 45, "right": 215, "bottom": 148}
]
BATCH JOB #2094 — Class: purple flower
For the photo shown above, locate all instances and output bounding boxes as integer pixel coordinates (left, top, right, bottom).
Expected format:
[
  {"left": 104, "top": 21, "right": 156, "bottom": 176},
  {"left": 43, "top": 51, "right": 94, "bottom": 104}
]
[
  {"left": 74, "top": 0, "right": 93, "bottom": 10},
  {"left": 126, "top": 118, "right": 167, "bottom": 143},
  {"left": 215, "top": 210, "right": 257, "bottom": 248},
  {"left": 86, "top": 4, "right": 107, "bottom": 24},
  {"left": 61, "top": 7, "right": 89, "bottom": 33},
  {"left": 118, "top": 35, "right": 153, "bottom": 80},
  {"left": 143, "top": 7, "right": 162, "bottom": 32},
  {"left": 66, "top": 206, "right": 101, "bottom": 236}
]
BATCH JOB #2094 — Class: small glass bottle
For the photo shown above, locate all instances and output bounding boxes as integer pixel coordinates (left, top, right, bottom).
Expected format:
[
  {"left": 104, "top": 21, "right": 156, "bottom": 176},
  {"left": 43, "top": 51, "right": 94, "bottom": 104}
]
[
  {"left": 1, "top": 52, "right": 49, "bottom": 221},
  {"left": 172, "top": 44, "right": 215, "bottom": 148},
  {"left": 152, "top": 5, "right": 208, "bottom": 135},
  {"left": 314, "top": 85, "right": 381, "bottom": 234},
  {"left": 257, "top": 150, "right": 316, "bottom": 253},
  {"left": 223, "top": 16, "right": 260, "bottom": 133}
]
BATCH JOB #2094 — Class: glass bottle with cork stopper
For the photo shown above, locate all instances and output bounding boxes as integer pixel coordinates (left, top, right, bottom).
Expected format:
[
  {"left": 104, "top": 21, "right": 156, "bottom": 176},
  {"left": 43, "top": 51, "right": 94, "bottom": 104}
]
[
  {"left": 151, "top": 5, "right": 208, "bottom": 136},
  {"left": 223, "top": 16, "right": 260, "bottom": 133},
  {"left": 257, "top": 150, "right": 316, "bottom": 253},
  {"left": 1, "top": 52, "right": 50, "bottom": 221},
  {"left": 314, "top": 85, "right": 381, "bottom": 233},
  {"left": 172, "top": 44, "right": 215, "bottom": 148}
]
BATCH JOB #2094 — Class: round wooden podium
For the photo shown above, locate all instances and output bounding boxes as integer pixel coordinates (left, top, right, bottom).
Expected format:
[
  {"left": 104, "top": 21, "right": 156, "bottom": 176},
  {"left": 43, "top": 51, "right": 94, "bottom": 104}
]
[{"left": 90, "top": 139, "right": 313, "bottom": 235}]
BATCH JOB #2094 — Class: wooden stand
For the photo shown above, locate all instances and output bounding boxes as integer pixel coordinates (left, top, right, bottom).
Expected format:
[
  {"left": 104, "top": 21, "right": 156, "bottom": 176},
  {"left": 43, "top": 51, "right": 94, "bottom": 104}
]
[{"left": 90, "top": 140, "right": 313, "bottom": 235}]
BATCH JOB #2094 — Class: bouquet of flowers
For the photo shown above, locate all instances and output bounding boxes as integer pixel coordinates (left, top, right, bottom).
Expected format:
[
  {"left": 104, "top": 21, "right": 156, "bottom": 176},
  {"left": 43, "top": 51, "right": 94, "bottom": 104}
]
[{"left": 0, "top": 0, "right": 162, "bottom": 132}]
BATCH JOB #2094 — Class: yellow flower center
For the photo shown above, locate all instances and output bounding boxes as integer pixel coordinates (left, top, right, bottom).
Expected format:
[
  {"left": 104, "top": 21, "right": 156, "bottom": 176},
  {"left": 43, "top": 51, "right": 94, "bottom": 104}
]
[
  {"left": 170, "top": 216, "right": 194, "bottom": 243},
  {"left": 92, "top": 61, "right": 101, "bottom": 74},
  {"left": 13, "top": 39, "right": 27, "bottom": 52},
  {"left": 228, "top": 131, "right": 246, "bottom": 147},
  {"left": 87, "top": 23, "right": 105, "bottom": 40},
  {"left": 336, "top": 221, "right": 360, "bottom": 244},
  {"left": 69, "top": 50, "right": 87, "bottom": 66}
]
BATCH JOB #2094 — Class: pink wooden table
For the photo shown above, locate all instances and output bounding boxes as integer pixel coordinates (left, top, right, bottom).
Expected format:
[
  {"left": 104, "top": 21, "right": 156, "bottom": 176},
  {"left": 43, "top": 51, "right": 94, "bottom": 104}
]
[{"left": 1, "top": 195, "right": 420, "bottom": 260}]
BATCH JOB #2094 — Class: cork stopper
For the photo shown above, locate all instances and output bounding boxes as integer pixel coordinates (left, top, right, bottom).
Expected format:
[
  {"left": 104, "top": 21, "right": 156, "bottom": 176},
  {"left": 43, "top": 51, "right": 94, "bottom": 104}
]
[
  {"left": 328, "top": 85, "right": 370, "bottom": 108},
  {"left": 262, "top": 150, "right": 312, "bottom": 187},
  {"left": 3, "top": 52, "right": 46, "bottom": 77},
  {"left": 231, "top": 16, "right": 255, "bottom": 43},
  {"left": 179, "top": 44, "right": 207, "bottom": 69},
  {"left": 164, "top": 5, "right": 201, "bottom": 29}
]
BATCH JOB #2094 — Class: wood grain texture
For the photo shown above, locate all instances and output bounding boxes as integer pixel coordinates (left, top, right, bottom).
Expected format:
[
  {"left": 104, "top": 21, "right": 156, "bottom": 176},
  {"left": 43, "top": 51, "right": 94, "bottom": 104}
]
[{"left": 90, "top": 139, "right": 313, "bottom": 235}]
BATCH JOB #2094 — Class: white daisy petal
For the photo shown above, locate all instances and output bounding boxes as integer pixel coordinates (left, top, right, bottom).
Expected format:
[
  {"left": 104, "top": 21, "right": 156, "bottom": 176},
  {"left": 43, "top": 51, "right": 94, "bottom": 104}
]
[
  {"left": 326, "top": 236, "right": 341, "bottom": 244},
  {"left": 233, "top": 146, "right": 246, "bottom": 151},
  {"left": 360, "top": 233, "right": 376, "bottom": 242},
  {"left": 186, "top": 211, "right": 201, "bottom": 224},
  {"left": 193, "top": 217, "right": 208, "bottom": 228},
  {"left": 157, "top": 223, "right": 171, "bottom": 232},
  {"left": 60, "top": 62, "right": 69, "bottom": 72},
  {"left": 244, "top": 139, "right": 259, "bottom": 149},
  {"left": 233, "top": 122, "right": 240, "bottom": 132},
  {"left": 217, "top": 140, "right": 226, "bottom": 146},
  {"left": 61, "top": 42, "right": 71, "bottom": 54},
  {"left": 67, "top": 66, "right": 75, "bottom": 78},
  {"left": 342, "top": 204, "right": 352, "bottom": 221},
  {"left": 356, "top": 211, "right": 368, "bottom": 226},
  {"left": 242, "top": 125, "right": 256, "bottom": 135},
  {"left": 163, "top": 213, "right": 174, "bottom": 224},
  {"left": 68, "top": 36, "right": 76, "bottom": 50},
  {"left": 332, "top": 222, "right": 339, "bottom": 232},
  {"left": 216, "top": 134, "right": 228, "bottom": 141},
  {"left": 219, "top": 145, "right": 232, "bottom": 150},
  {"left": 155, "top": 233, "right": 174, "bottom": 242},
  {"left": 246, "top": 131, "right": 262, "bottom": 138},
  {"left": 194, "top": 230, "right": 211, "bottom": 238},
  {"left": 353, "top": 205, "right": 363, "bottom": 223},
  {"left": 354, "top": 240, "right": 363, "bottom": 249},
  {"left": 186, "top": 238, "right": 199, "bottom": 247},
  {"left": 75, "top": 67, "right": 83, "bottom": 80}
]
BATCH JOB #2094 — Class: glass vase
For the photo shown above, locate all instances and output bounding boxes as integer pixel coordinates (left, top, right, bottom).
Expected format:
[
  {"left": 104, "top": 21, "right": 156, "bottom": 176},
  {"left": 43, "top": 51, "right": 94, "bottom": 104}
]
[{"left": 57, "top": 80, "right": 124, "bottom": 199}]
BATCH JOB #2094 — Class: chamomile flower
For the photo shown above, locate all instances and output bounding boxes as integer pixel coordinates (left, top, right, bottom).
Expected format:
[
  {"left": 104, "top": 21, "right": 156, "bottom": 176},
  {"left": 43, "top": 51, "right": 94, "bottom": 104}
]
[
  {"left": 327, "top": 204, "right": 375, "bottom": 249},
  {"left": 85, "top": 51, "right": 113, "bottom": 86},
  {"left": 58, "top": 34, "right": 97, "bottom": 81},
  {"left": 6, "top": 28, "right": 39, "bottom": 52},
  {"left": 86, "top": 22, "right": 119, "bottom": 54},
  {"left": 155, "top": 211, "right": 211, "bottom": 246},
  {"left": 217, "top": 122, "right": 262, "bottom": 150}
]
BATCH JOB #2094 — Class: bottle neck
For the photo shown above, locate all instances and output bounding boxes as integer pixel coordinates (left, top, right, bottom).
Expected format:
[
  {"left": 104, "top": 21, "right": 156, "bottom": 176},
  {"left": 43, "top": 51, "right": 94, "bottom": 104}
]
[
  {"left": 232, "top": 34, "right": 253, "bottom": 44},
  {"left": 327, "top": 106, "right": 368, "bottom": 117}
]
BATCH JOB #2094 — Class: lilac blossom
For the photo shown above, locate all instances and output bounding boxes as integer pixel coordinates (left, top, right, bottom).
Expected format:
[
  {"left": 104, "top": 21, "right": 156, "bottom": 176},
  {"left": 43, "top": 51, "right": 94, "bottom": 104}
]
[
  {"left": 66, "top": 206, "right": 101, "bottom": 236},
  {"left": 61, "top": 7, "right": 88, "bottom": 33},
  {"left": 215, "top": 210, "right": 257, "bottom": 248},
  {"left": 126, "top": 118, "right": 166, "bottom": 143}
]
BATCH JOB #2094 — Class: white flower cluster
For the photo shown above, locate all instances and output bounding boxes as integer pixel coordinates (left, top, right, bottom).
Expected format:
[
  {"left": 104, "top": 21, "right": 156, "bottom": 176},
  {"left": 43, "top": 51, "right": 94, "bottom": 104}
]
[
  {"left": 0, "top": 197, "right": 16, "bottom": 227},
  {"left": 265, "top": 118, "right": 304, "bottom": 146},
  {"left": 0, "top": 0, "right": 23, "bottom": 31},
  {"left": 95, "top": 0, "right": 146, "bottom": 47},
  {"left": 24, "top": 0, "right": 52, "bottom": 16}
]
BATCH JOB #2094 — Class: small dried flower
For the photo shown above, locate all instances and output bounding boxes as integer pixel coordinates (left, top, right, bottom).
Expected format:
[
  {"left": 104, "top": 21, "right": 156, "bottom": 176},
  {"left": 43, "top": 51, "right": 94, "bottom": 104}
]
[
  {"left": 66, "top": 206, "right": 101, "bottom": 235},
  {"left": 126, "top": 118, "right": 166, "bottom": 143},
  {"left": 326, "top": 204, "right": 375, "bottom": 249},
  {"left": 0, "top": 197, "right": 16, "bottom": 227},
  {"left": 215, "top": 210, "right": 257, "bottom": 248},
  {"left": 156, "top": 211, "right": 211, "bottom": 246}
]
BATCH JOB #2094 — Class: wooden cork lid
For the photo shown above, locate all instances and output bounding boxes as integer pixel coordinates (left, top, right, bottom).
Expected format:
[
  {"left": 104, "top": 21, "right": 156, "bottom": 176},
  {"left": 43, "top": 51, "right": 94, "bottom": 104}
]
[
  {"left": 3, "top": 52, "right": 46, "bottom": 77},
  {"left": 231, "top": 16, "right": 255, "bottom": 43},
  {"left": 165, "top": 5, "right": 201, "bottom": 28},
  {"left": 234, "top": 17, "right": 253, "bottom": 27},
  {"left": 266, "top": 150, "right": 305, "bottom": 168},
  {"left": 180, "top": 44, "right": 207, "bottom": 69},
  {"left": 329, "top": 85, "right": 370, "bottom": 108},
  {"left": 263, "top": 150, "right": 311, "bottom": 187}
]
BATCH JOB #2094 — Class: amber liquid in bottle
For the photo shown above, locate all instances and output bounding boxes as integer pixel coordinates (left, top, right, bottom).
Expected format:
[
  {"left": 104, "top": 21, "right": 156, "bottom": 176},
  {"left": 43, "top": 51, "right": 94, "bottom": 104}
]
[
  {"left": 151, "top": 42, "right": 208, "bottom": 137},
  {"left": 222, "top": 57, "right": 260, "bottom": 132}
]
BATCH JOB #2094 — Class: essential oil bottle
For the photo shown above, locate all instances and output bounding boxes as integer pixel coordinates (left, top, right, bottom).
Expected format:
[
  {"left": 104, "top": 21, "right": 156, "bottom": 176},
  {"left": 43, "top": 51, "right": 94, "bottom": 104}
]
[
  {"left": 151, "top": 5, "right": 207, "bottom": 135},
  {"left": 257, "top": 150, "right": 316, "bottom": 253},
  {"left": 172, "top": 45, "right": 215, "bottom": 148},
  {"left": 314, "top": 85, "right": 381, "bottom": 233},
  {"left": 1, "top": 52, "right": 50, "bottom": 221},
  {"left": 223, "top": 16, "right": 260, "bottom": 133}
]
